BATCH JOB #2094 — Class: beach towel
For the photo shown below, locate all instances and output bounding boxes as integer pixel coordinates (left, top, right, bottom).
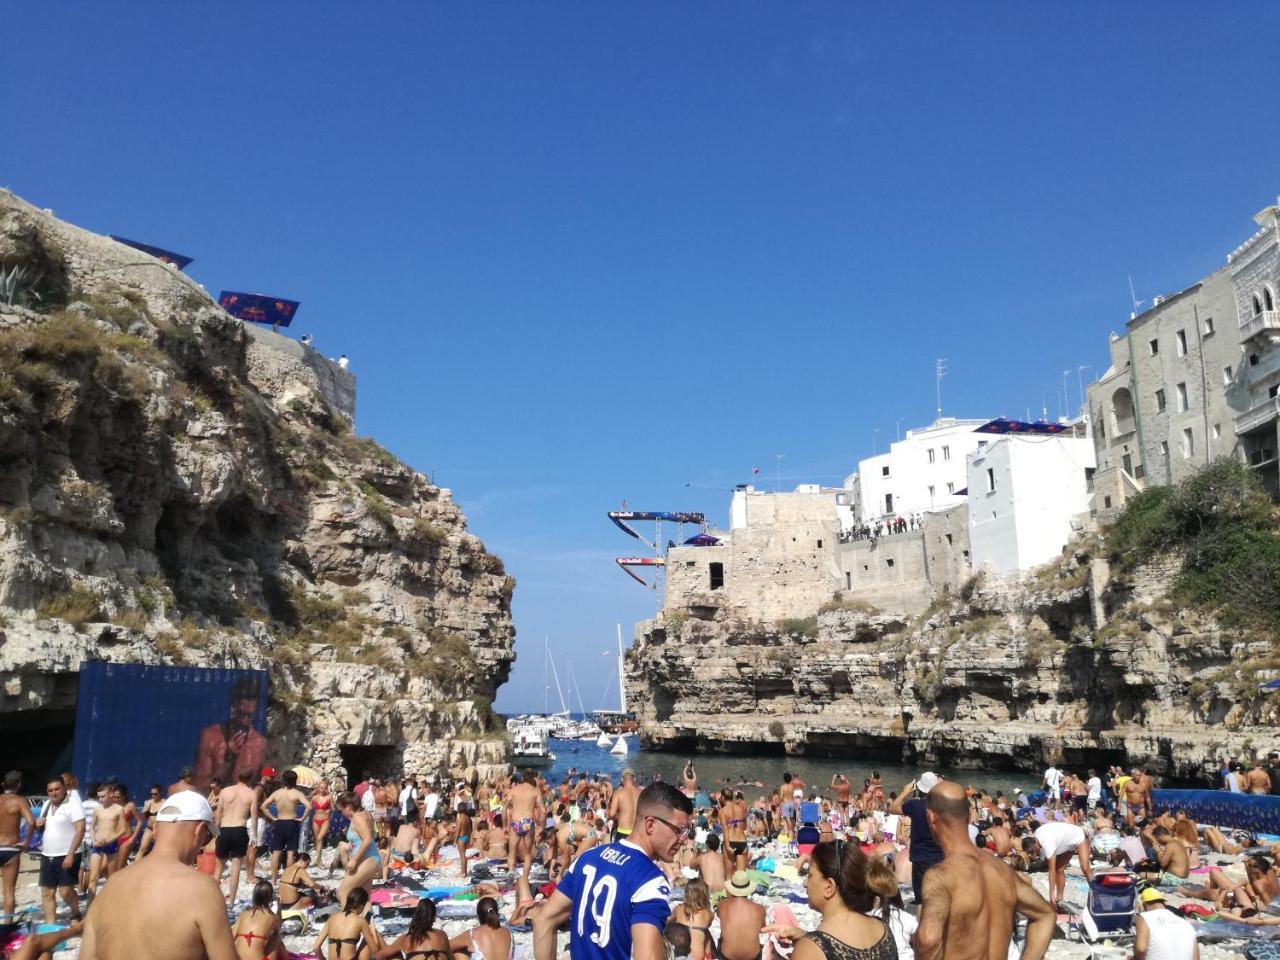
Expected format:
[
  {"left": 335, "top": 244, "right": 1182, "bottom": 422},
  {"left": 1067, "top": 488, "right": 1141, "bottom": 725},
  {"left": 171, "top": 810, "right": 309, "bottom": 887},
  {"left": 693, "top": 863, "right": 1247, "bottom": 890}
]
[{"left": 765, "top": 904, "right": 797, "bottom": 960}]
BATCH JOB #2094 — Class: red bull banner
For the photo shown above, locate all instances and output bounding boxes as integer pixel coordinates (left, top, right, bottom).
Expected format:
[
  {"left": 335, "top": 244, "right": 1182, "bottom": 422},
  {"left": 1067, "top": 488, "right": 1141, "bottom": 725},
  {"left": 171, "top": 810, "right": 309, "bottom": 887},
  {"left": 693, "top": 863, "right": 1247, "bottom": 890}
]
[
  {"left": 109, "top": 236, "right": 193, "bottom": 270},
  {"left": 218, "top": 291, "right": 300, "bottom": 328}
]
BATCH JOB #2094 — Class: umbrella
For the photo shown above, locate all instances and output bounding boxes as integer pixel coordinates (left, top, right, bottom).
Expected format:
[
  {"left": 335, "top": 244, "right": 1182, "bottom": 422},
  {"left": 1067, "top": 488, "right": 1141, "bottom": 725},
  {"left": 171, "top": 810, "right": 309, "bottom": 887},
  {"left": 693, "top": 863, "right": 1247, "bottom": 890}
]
[{"left": 289, "top": 765, "right": 322, "bottom": 788}]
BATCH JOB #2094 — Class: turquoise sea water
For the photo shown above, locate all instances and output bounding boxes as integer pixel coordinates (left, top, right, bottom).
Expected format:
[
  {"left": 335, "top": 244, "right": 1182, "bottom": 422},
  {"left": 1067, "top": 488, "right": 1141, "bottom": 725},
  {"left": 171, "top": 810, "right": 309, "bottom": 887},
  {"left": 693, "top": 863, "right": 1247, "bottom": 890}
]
[{"left": 536, "top": 736, "right": 1040, "bottom": 801}]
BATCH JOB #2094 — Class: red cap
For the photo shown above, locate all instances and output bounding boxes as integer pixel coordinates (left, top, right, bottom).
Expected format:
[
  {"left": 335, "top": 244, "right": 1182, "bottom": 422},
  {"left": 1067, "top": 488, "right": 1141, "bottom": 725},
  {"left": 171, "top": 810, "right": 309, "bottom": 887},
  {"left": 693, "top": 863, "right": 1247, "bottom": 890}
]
[{"left": 261, "top": 767, "right": 277, "bottom": 778}]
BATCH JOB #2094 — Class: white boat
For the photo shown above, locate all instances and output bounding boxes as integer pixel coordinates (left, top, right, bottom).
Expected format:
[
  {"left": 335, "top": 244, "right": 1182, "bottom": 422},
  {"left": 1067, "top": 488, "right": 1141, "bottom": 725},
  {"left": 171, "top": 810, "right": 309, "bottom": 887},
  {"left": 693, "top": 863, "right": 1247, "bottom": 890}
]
[
  {"left": 610, "top": 734, "right": 629, "bottom": 756},
  {"left": 511, "top": 724, "right": 553, "bottom": 763},
  {"left": 595, "top": 731, "right": 612, "bottom": 747}
]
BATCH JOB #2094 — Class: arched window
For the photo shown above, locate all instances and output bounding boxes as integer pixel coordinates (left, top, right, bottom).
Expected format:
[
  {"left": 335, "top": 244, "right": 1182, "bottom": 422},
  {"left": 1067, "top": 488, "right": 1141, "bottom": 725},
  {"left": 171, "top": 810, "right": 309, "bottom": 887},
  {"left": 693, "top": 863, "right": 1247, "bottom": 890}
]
[
  {"left": 1254, "top": 293, "right": 1264, "bottom": 315},
  {"left": 1266, "top": 287, "right": 1276, "bottom": 312},
  {"left": 1111, "top": 387, "right": 1135, "bottom": 436}
]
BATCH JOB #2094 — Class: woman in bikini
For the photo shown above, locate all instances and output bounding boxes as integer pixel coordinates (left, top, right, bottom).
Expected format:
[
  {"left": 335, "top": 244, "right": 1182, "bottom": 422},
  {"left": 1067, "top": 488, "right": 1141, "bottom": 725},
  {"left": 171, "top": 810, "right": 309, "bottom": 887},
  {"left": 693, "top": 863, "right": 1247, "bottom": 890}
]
[
  {"left": 233, "top": 880, "right": 282, "bottom": 960},
  {"left": 278, "top": 851, "right": 322, "bottom": 909},
  {"left": 484, "top": 814, "right": 508, "bottom": 860},
  {"left": 375, "top": 899, "right": 449, "bottom": 960},
  {"left": 113, "top": 784, "right": 142, "bottom": 874},
  {"left": 336, "top": 792, "right": 381, "bottom": 906},
  {"left": 670, "top": 878, "right": 715, "bottom": 960},
  {"left": 315, "top": 887, "right": 383, "bottom": 960},
  {"left": 136, "top": 785, "right": 165, "bottom": 858},
  {"left": 448, "top": 897, "right": 512, "bottom": 960},
  {"left": 312, "top": 781, "right": 334, "bottom": 854}
]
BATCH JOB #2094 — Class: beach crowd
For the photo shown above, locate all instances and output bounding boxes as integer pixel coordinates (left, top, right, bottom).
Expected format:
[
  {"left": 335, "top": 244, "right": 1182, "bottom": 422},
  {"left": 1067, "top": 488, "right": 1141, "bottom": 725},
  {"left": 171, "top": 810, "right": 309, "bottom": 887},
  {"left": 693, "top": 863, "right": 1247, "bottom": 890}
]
[{"left": 3, "top": 755, "right": 1276, "bottom": 960}]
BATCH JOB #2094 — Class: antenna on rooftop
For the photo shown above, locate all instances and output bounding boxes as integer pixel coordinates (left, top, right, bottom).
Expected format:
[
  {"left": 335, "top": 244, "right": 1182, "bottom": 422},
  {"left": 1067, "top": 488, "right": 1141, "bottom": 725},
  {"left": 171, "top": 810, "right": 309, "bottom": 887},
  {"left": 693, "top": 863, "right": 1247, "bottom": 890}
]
[
  {"left": 1128, "top": 275, "right": 1145, "bottom": 318},
  {"left": 1042, "top": 389, "right": 1048, "bottom": 421},
  {"left": 935, "top": 358, "right": 948, "bottom": 419},
  {"left": 1062, "top": 370, "right": 1072, "bottom": 421},
  {"left": 1076, "top": 365, "right": 1092, "bottom": 413}
]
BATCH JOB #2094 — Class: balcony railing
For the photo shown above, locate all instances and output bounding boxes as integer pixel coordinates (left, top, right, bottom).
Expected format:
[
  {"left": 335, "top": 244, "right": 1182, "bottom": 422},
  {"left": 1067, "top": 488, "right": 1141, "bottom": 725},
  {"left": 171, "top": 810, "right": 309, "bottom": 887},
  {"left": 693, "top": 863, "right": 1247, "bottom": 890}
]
[
  {"left": 1235, "top": 396, "right": 1280, "bottom": 436},
  {"left": 1239, "top": 309, "right": 1280, "bottom": 343}
]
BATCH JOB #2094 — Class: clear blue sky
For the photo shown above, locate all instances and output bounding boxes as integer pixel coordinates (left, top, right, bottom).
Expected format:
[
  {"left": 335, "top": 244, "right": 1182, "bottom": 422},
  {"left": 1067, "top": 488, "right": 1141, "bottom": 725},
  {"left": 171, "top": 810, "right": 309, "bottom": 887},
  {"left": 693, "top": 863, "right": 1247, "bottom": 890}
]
[{"left": 6, "top": 3, "right": 1279, "bottom": 711}]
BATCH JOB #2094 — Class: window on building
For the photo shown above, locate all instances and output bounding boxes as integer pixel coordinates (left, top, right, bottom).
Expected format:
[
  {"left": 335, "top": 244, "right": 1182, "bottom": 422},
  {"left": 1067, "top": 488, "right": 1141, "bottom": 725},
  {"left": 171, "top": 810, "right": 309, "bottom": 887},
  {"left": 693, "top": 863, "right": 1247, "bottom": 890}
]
[
  {"left": 1149, "top": 338, "right": 1159, "bottom": 355},
  {"left": 885, "top": 558, "right": 895, "bottom": 568},
  {"left": 986, "top": 467, "right": 996, "bottom": 492},
  {"left": 927, "top": 485, "right": 935, "bottom": 502},
  {"left": 1176, "top": 382, "right": 1188, "bottom": 412},
  {"left": 845, "top": 572, "right": 851, "bottom": 590},
  {"left": 1212, "top": 423, "right": 1221, "bottom": 440},
  {"left": 1224, "top": 365, "right": 1233, "bottom": 385},
  {"left": 1251, "top": 353, "right": 1261, "bottom": 367},
  {"left": 1123, "top": 452, "right": 1134, "bottom": 474},
  {"left": 962, "top": 550, "right": 970, "bottom": 561},
  {"left": 942, "top": 445, "right": 951, "bottom": 461},
  {"left": 884, "top": 493, "right": 893, "bottom": 513},
  {"left": 946, "top": 481, "right": 955, "bottom": 494},
  {"left": 881, "top": 465, "right": 890, "bottom": 477},
  {"left": 1159, "top": 441, "right": 1169, "bottom": 457},
  {"left": 1270, "top": 384, "right": 1280, "bottom": 400},
  {"left": 685, "top": 561, "right": 695, "bottom": 567},
  {"left": 927, "top": 448, "right": 935, "bottom": 464},
  {"left": 1104, "top": 496, "right": 1112, "bottom": 509},
  {"left": 709, "top": 562, "right": 724, "bottom": 591},
  {"left": 1181, "top": 428, "right": 1194, "bottom": 459},
  {"left": 1203, "top": 316, "right": 1215, "bottom": 336},
  {"left": 816, "top": 539, "right": 823, "bottom": 549},
  {"left": 1267, "top": 288, "right": 1276, "bottom": 311},
  {"left": 1155, "top": 388, "right": 1166, "bottom": 412},
  {"left": 977, "top": 440, "right": 987, "bottom": 448},
  {"left": 1176, "top": 329, "right": 1187, "bottom": 356},
  {"left": 862, "top": 564, "right": 868, "bottom": 571},
  {"left": 945, "top": 532, "right": 953, "bottom": 545},
  {"left": 1254, "top": 294, "right": 1263, "bottom": 316}
]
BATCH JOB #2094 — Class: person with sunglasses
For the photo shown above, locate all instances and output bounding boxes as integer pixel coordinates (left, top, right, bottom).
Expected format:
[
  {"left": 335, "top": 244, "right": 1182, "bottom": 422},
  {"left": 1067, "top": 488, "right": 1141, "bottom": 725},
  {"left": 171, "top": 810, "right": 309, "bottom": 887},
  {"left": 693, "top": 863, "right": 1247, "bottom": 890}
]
[{"left": 533, "top": 782, "right": 693, "bottom": 960}]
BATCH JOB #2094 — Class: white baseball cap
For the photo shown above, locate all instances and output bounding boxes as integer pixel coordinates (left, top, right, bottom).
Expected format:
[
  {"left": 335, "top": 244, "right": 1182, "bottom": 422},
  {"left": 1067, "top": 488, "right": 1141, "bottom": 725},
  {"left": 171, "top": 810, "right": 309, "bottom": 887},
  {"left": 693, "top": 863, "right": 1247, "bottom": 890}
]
[
  {"left": 154, "top": 790, "right": 216, "bottom": 832},
  {"left": 917, "top": 772, "right": 941, "bottom": 794}
]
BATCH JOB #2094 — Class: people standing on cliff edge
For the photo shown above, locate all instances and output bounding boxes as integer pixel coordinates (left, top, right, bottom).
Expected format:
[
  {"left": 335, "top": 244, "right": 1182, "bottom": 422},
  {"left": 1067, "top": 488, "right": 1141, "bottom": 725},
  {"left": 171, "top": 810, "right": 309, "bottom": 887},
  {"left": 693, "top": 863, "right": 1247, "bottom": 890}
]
[
  {"left": 889, "top": 772, "right": 943, "bottom": 905},
  {"left": 914, "top": 782, "right": 1055, "bottom": 960}
]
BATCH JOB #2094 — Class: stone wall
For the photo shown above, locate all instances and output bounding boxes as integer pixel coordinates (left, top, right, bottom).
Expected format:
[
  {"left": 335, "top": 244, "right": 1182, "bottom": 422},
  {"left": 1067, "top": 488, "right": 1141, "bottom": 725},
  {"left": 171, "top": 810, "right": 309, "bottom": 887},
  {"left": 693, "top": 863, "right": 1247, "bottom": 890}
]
[
  {"left": 243, "top": 324, "right": 357, "bottom": 423},
  {"left": 835, "top": 532, "right": 931, "bottom": 615}
]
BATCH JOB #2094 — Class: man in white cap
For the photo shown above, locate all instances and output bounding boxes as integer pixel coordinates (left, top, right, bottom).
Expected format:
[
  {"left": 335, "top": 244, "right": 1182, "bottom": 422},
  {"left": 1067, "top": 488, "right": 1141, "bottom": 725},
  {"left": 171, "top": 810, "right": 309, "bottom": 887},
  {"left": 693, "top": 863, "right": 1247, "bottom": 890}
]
[
  {"left": 889, "top": 772, "right": 944, "bottom": 905},
  {"left": 80, "top": 791, "right": 235, "bottom": 960}
]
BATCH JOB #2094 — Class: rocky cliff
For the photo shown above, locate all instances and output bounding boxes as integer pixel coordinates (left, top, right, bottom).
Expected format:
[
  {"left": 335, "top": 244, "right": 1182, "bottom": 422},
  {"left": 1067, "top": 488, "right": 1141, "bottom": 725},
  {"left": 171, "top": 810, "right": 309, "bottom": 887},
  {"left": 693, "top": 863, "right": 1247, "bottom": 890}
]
[
  {"left": 626, "top": 542, "right": 1280, "bottom": 782},
  {"left": 0, "top": 191, "right": 515, "bottom": 783}
]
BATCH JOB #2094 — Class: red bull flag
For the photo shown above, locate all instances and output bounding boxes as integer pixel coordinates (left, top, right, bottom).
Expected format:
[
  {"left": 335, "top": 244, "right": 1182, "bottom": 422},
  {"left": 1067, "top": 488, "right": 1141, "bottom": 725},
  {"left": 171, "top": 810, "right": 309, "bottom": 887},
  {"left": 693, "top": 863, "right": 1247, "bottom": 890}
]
[
  {"left": 109, "top": 236, "right": 193, "bottom": 270},
  {"left": 217, "top": 292, "right": 300, "bottom": 328}
]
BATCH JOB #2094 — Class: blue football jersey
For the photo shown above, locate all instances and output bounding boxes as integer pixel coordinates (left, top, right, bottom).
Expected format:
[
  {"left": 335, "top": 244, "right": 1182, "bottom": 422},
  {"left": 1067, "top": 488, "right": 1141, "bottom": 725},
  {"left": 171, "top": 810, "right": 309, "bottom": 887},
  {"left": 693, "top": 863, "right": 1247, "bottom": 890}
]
[{"left": 556, "top": 840, "right": 672, "bottom": 960}]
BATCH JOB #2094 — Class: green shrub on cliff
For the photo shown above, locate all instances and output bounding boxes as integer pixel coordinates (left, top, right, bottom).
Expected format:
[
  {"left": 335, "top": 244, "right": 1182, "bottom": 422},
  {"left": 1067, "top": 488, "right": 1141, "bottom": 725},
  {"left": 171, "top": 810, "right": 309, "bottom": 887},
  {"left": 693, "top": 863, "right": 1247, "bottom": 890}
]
[{"left": 1106, "top": 458, "right": 1280, "bottom": 631}]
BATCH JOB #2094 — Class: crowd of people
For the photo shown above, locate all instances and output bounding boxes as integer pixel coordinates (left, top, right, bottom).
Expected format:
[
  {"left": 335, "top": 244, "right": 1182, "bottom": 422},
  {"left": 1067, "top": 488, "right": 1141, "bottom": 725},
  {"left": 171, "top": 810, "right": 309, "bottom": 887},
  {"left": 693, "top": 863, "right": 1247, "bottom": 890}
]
[
  {"left": 2, "top": 754, "right": 1271, "bottom": 960},
  {"left": 839, "top": 514, "right": 928, "bottom": 544}
]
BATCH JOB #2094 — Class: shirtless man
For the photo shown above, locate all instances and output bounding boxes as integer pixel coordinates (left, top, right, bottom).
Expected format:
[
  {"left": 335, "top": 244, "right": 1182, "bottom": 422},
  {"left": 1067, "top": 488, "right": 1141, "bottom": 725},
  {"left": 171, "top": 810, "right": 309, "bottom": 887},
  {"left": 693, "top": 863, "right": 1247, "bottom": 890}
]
[
  {"left": 607, "top": 768, "right": 642, "bottom": 841},
  {"left": 214, "top": 770, "right": 258, "bottom": 905},
  {"left": 169, "top": 767, "right": 197, "bottom": 797},
  {"left": 1122, "top": 770, "right": 1148, "bottom": 827},
  {"left": 720, "top": 789, "right": 749, "bottom": 872},
  {"left": 390, "top": 817, "right": 421, "bottom": 865},
  {"left": 455, "top": 804, "right": 473, "bottom": 879},
  {"left": 80, "top": 790, "right": 234, "bottom": 960},
  {"left": 262, "top": 770, "right": 310, "bottom": 883},
  {"left": 0, "top": 771, "right": 35, "bottom": 921},
  {"left": 504, "top": 770, "right": 540, "bottom": 878},
  {"left": 914, "top": 782, "right": 1055, "bottom": 960},
  {"left": 680, "top": 760, "right": 698, "bottom": 797},
  {"left": 691, "top": 833, "right": 726, "bottom": 894},
  {"left": 86, "top": 786, "right": 127, "bottom": 903},
  {"left": 986, "top": 816, "right": 1013, "bottom": 856},
  {"left": 1141, "top": 826, "right": 1190, "bottom": 882},
  {"left": 717, "top": 871, "right": 766, "bottom": 960},
  {"left": 1246, "top": 759, "right": 1273, "bottom": 795}
]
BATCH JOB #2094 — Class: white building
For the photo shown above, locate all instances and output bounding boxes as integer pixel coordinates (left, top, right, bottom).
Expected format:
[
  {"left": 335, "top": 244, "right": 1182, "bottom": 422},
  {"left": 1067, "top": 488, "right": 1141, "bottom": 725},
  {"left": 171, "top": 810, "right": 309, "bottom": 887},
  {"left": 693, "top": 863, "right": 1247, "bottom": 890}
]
[
  {"left": 967, "top": 432, "right": 1096, "bottom": 574},
  {"left": 844, "top": 418, "right": 991, "bottom": 526}
]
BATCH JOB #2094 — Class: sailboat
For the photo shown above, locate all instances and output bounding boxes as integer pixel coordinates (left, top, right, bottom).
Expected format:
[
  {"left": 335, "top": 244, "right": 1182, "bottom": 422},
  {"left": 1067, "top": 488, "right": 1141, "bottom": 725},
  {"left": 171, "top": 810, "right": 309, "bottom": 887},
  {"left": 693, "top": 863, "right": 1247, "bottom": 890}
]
[
  {"left": 610, "top": 734, "right": 629, "bottom": 756},
  {"left": 595, "top": 730, "right": 612, "bottom": 748},
  {"left": 593, "top": 624, "right": 639, "bottom": 734}
]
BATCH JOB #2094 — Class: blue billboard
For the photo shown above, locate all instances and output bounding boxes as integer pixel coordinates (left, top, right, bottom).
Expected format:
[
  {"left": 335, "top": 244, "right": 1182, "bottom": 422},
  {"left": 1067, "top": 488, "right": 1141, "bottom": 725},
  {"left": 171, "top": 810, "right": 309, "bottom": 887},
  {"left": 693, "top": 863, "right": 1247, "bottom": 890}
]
[{"left": 73, "top": 662, "right": 269, "bottom": 801}]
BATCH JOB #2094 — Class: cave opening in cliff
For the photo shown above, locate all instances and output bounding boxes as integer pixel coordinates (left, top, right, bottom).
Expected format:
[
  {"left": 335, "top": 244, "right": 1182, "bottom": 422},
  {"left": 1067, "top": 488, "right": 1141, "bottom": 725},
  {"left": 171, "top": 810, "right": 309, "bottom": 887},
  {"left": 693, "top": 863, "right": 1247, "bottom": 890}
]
[
  {"left": 340, "top": 744, "right": 401, "bottom": 783},
  {"left": 0, "top": 708, "right": 76, "bottom": 790}
]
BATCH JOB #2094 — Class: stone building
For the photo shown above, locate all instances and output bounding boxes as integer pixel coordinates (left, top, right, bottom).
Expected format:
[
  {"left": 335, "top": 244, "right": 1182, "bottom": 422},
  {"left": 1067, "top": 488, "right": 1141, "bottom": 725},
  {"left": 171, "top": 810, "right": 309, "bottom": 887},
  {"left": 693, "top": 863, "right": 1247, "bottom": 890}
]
[
  {"left": 1086, "top": 269, "right": 1241, "bottom": 520},
  {"left": 1229, "top": 198, "right": 1280, "bottom": 495}
]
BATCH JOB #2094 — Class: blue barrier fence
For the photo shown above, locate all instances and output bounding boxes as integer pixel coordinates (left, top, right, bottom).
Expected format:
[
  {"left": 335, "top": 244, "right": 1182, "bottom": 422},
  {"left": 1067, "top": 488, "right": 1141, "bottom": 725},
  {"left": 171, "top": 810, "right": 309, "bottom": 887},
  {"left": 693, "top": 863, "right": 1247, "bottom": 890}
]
[{"left": 1153, "top": 789, "right": 1280, "bottom": 835}]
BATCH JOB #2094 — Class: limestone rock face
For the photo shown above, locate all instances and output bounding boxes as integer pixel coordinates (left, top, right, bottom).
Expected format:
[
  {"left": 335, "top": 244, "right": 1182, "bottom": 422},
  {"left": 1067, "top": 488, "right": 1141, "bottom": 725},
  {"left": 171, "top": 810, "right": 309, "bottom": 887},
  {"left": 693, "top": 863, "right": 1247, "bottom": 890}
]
[
  {"left": 627, "top": 560, "right": 1278, "bottom": 781},
  {"left": 0, "top": 191, "right": 514, "bottom": 784}
]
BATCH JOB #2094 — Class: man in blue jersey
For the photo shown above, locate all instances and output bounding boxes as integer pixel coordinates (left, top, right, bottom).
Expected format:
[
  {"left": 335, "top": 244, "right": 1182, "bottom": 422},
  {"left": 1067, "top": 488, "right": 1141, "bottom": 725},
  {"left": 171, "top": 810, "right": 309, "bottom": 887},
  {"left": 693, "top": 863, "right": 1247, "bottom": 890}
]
[{"left": 534, "top": 782, "right": 692, "bottom": 960}]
